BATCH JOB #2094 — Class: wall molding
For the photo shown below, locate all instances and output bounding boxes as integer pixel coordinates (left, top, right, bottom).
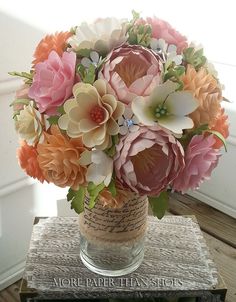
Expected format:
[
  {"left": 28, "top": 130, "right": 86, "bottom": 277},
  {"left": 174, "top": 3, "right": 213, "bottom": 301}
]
[
  {"left": 0, "top": 260, "right": 25, "bottom": 291},
  {"left": 0, "top": 177, "right": 36, "bottom": 197},
  {"left": 189, "top": 190, "right": 236, "bottom": 219}
]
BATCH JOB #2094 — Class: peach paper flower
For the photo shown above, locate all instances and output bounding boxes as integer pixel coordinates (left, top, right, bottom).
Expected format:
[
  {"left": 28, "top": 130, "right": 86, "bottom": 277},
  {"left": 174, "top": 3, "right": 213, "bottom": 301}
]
[
  {"left": 98, "top": 45, "right": 161, "bottom": 105},
  {"left": 114, "top": 125, "right": 185, "bottom": 196},
  {"left": 58, "top": 79, "right": 124, "bottom": 150},
  {"left": 37, "top": 125, "right": 87, "bottom": 189},
  {"left": 172, "top": 135, "right": 220, "bottom": 193},
  {"left": 209, "top": 108, "right": 229, "bottom": 149},
  {"left": 29, "top": 50, "right": 76, "bottom": 116},
  {"left": 32, "top": 31, "right": 72, "bottom": 66},
  {"left": 17, "top": 141, "right": 45, "bottom": 183},
  {"left": 182, "top": 65, "right": 222, "bottom": 128}
]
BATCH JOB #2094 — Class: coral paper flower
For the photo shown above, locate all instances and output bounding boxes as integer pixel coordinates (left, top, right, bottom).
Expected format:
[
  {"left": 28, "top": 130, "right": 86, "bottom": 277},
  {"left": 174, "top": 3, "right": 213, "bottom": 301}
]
[
  {"left": 37, "top": 125, "right": 87, "bottom": 190},
  {"left": 132, "top": 81, "right": 198, "bottom": 134},
  {"left": 79, "top": 150, "right": 113, "bottom": 186},
  {"left": 68, "top": 18, "right": 127, "bottom": 55},
  {"left": 58, "top": 79, "right": 124, "bottom": 150},
  {"left": 17, "top": 141, "right": 45, "bottom": 183},
  {"left": 182, "top": 65, "right": 222, "bottom": 128},
  {"left": 99, "top": 45, "right": 161, "bottom": 105},
  {"left": 145, "top": 17, "right": 188, "bottom": 53},
  {"left": 29, "top": 51, "right": 76, "bottom": 116},
  {"left": 172, "top": 135, "right": 220, "bottom": 193},
  {"left": 15, "top": 101, "right": 43, "bottom": 146},
  {"left": 209, "top": 108, "right": 229, "bottom": 149},
  {"left": 32, "top": 31, "right": 72, "bottom": 66},
  {"left": 114, "top": 125, "right": 184, "bottom": 196}
]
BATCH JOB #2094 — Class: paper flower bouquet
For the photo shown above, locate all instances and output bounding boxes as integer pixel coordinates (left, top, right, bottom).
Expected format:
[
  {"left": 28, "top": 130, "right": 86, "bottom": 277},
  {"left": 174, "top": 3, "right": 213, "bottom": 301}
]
[{"left": 10, "top": 12, "right": 229, "bottom": 218}]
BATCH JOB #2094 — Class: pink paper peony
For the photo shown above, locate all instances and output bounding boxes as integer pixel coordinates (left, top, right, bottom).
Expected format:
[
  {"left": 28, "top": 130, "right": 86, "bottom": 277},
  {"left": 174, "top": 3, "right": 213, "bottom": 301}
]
[
  {"left": 98, "top": 45, "right": 161, "bottom": 105},
  {"left": 172, "top": 135, "right": 221, "bottom": 193},
  {"left": 29, "top": 50, "right": 76, "bottom": 116},
  {"left": 114, "top": 125, "right": 185, "bottom": 196},
  {"left": 145, "top": 17, "right": 188, "bottom": 53}
]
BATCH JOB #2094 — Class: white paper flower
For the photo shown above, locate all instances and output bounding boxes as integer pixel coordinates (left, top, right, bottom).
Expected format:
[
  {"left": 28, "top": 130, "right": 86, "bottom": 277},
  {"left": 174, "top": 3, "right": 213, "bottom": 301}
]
[
  {"left": 15, "top": 101, "right": 44, "bottom": 145},
  {"left": 81, "top": 51, "right": 101, "bottom": 69},
  {"left": 132, "top": 81, "right": 199, "bottom": 134},
  {"left": 79, "top": 150, "right": 113, "bottom": 186},
  {"left": 150, "top": 38, "right": 182, "bottom": 67},
  {"left": 118, "top": 108, "right": 139, "bottom": 135},
  {"left": 68, "top": 18, "right": 127, "bottom": 55}
]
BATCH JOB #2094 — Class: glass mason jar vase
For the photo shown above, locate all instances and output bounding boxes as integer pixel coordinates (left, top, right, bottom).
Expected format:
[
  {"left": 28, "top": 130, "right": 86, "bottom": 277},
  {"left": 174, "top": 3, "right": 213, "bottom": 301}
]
[{"left": 79, "top": 194, "right": 148, "bottom": 276}]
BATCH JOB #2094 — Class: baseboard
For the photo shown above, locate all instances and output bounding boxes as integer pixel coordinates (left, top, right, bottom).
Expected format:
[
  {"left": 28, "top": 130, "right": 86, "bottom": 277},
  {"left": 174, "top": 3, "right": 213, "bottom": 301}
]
[
  {"left": 0, "top": 260, "right": 25, "bottom": 291},
  {"left": 189, "top": 190, "right": 236, "bottom": 219}
]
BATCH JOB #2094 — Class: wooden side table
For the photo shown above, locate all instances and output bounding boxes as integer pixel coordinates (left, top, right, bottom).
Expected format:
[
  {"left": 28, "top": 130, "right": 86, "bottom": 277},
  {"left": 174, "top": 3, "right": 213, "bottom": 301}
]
[{"left": 19, "top": 216, "right": 227, "bottom": 301}]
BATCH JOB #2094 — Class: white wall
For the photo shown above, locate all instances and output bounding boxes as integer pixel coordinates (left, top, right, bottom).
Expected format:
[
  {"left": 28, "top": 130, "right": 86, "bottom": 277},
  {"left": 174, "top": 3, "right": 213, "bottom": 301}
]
[{"left": 0, "top": 0, "right": 235, "bottom": 290}]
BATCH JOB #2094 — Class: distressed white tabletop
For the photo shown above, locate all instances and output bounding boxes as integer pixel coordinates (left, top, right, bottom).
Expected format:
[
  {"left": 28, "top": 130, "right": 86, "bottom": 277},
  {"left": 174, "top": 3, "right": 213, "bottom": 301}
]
[{"left": 20, "top": 215, "right": 226, "bottom": 301}]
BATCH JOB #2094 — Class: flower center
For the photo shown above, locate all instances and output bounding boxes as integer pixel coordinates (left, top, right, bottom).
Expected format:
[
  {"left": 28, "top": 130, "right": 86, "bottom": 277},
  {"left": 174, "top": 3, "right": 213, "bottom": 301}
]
[
  {"left": 124, "top": 119, "right": 134, "bottom": 128},
  {"left": 155, "top": 104, "right": 169, "bottom": 118},
  {"left": 90, "top": 105, "right": 105, "bottom": 124}
]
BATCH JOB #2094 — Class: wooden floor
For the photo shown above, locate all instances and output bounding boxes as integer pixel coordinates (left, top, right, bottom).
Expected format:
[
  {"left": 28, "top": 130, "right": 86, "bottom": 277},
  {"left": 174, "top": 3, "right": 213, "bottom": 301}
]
[{"left": 0, "top": 193, "right": 236, "bottom": 302}]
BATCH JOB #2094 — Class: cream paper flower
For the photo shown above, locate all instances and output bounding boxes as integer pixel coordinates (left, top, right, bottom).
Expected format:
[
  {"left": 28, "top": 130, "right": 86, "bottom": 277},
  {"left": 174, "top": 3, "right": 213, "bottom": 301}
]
[
  {"left": 132, "top": 81, "right": 198, "bottom": 134},
  {"left": 68, "top": 18, "right": 127, "bottom": 55},
  {"left": 15, "top": 101, "right": 43, "bottom": 145},
  {"left": 79, "top": 150, "right": 113, "bottom": 186},
  {"left": 58, "top": 79, "right": 124, "bottom": 150}
]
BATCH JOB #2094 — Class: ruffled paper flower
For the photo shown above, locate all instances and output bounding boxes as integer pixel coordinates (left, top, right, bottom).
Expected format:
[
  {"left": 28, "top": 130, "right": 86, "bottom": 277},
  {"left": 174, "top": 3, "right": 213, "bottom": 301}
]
[
  {"left": 98, "top": 44, "right": 162, "bottom": 105},
  {"left": 58, "top": 79, "right": 124, "bottom": 150},
  {"left": 172, "top": 135, "right": 221, "bottom": 193},
  {"left": 79, "top": 150, "right": 113, "bottom": 186},
  {"left": 12, "top": 84, "right": 31, "bottom": 113},
  {"left": 15, "top": 101, "right": 43, "bottom": 145},
  {"left": 37, "top": 125, "right": 87, "bottom": 189},
  {"left": 118, "top": 107, "right": 139, "bottom": 135},
  {"left": 209, "top": 108, "right": 229, "bottom": 149},
  {"left": 68, "top": 18, "right": 127, "bottom": 55},
  {"left": 132, "top": 81, "right": 198, "bottom": 134},
  {"left": 182, "top": 65, "right": 222, "bottom": 128},
  {"left": 114, "top": 125, "right": 185, "bottom": 196},
  {"left": 17, "top": 140, "right": 45, "bottom": 183},
  {"left": 145, "top": 17, "right": 188, "bottom": 53},
  {"left": 29, "top": 51, "right": 76, "bottom": 116},
  {"left": 32, "top": 31, "right": 72, "bottom": 66}
]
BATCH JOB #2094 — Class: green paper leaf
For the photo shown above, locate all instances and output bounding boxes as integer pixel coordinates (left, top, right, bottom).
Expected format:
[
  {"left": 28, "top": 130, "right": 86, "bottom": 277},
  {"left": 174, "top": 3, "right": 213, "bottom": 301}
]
[
  {"left": 10, "top": 98, "right": 30, "bottom": 107},
  {"left": 67, "top": 187, "right": 85, "bottom": 214},
  {"left": 207, "top": 129, "right": 227, "bottom": 152},
  {"left": 108, "top": 178, "right": 117, "bottom": 197},
  {"left": 57, "top": 105, "right": 65, "bottom": 115},
  {"left": 77, "top": 48, "right": 92, "bottom": 58},
  {"left": 87, "top": 182, "right": 105, "bottom": 209},
  {"left": 47, "top": 116, "right": 59, "bottom": 125},
  {"left": 8, "top": 71, "right": 33, "bottom": 84},
  {"left": 148, "top": 191, "right": 168, "bottom": 219}
]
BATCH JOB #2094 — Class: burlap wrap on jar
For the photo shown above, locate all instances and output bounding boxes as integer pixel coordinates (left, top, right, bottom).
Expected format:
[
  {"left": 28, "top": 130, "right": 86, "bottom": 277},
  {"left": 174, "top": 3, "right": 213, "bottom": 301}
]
[{"left": 79, "top": 195, "right": 148, "bottom": 245}]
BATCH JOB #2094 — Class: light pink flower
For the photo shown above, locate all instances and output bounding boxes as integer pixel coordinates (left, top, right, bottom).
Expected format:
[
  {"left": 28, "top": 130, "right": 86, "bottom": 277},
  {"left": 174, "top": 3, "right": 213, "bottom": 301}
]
[
  {"left": 145, "top": 17, "right": 188, "bottom": 53},
  {"left": 172, "top": 135, "right": 221, "bottom": 193},
  {"left": 98, "top": 45, "right": 161, "bottom": 105},
  {"left": 114, "top": 125, "right": 184, "bottom": 196},
  {"left": 28, "top": 50, "right": 76, "bottom": 116},
  {"left": 13, "top": 84, "right": 30, "bottom": 111}
]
